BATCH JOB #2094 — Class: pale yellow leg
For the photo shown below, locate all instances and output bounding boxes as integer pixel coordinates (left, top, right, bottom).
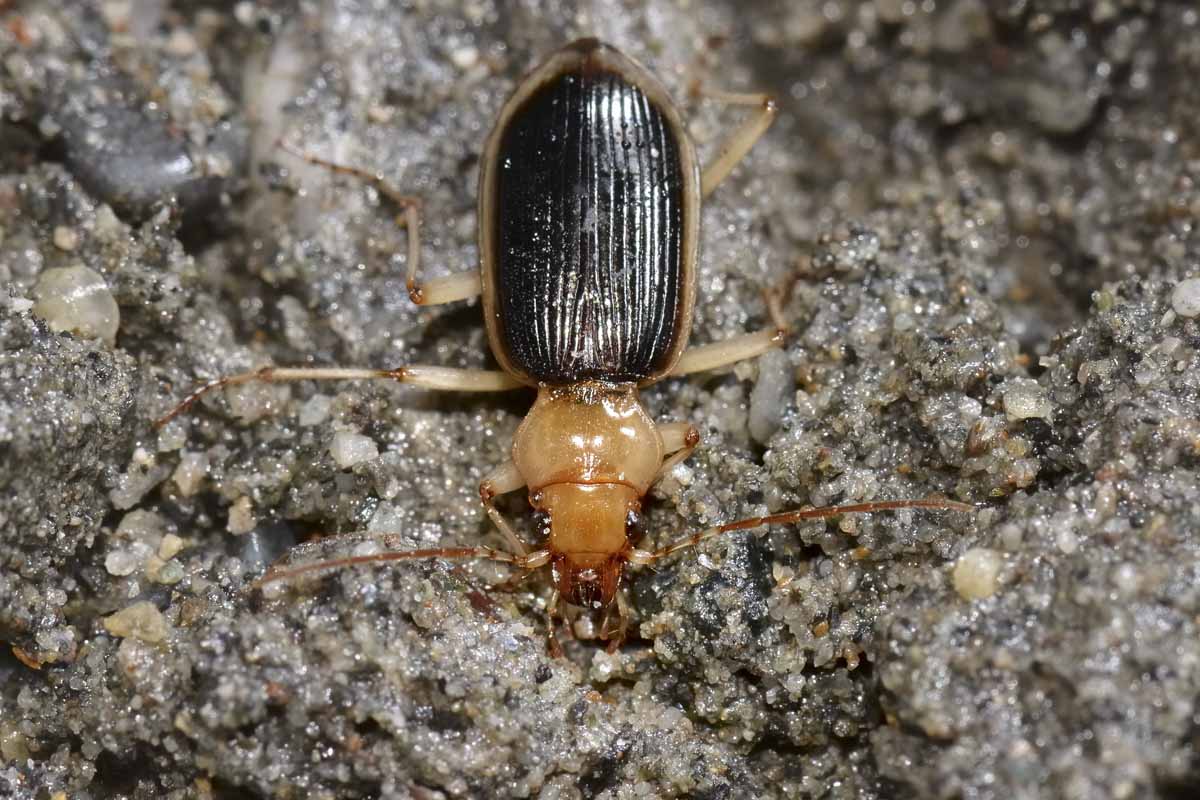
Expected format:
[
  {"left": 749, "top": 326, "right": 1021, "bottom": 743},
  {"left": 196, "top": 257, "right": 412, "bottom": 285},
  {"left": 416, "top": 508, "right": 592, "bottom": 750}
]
[
  {"left": 667, "top": 327, "right": 785, "bottom": 378},
  {"left": 156, "top": 365, "right": 523, "bottom": 427},
  {"left": 601, "top": 591, "right": 631, "bottom": 653},
  {"left": 697, "top": 88, "right": 778, "bottom": 198},
  {"left": 479, "top": 460, "right": 528, "bottom": 555},
  {"left": 276, "top": 140, "right": 480, "bottom": 306},
  {"left": 663, "top": 280, "right": 792, "bottom": 379},
  {"left": 654, "top": 421, "right": 701, "bottom": 483}
]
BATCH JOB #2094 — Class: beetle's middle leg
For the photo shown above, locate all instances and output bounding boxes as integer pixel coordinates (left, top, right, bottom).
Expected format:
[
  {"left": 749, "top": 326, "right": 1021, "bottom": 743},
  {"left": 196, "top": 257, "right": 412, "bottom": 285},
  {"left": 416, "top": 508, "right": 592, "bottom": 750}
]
[
  {"left": 277, "top": 140, "right": 481, "bottom": 306},
  {"left": 155, "top": 365, "right": 523, "bottom": 428}
]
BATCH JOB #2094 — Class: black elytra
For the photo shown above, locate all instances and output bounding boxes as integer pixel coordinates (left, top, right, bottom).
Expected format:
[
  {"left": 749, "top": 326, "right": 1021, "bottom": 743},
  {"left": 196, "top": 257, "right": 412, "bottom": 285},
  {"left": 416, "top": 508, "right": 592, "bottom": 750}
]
[{"left": 480, "top": 39, "right": 700, "bottom": 386}]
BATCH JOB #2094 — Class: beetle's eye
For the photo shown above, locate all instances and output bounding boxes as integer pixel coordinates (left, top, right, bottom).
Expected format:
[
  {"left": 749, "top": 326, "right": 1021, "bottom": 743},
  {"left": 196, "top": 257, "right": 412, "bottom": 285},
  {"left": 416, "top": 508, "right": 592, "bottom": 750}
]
[
  {"left": 625, "top": 509, "right": 644, "bottom": 540},
  {"left": 533, "top": 511, "right": 552, "bottom": 540}
]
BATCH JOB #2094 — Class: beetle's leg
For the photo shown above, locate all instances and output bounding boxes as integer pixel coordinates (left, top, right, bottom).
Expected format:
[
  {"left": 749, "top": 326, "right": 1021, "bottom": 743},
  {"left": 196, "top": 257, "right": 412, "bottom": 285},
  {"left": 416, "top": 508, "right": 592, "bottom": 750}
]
[
  {"left": 410, "top": 266, "right": 482, "bottom": 307},
  {"left": 627, "top": 499, "right": 976, "bottom": 566},
  {"left": 479, "top": 460, "right": 529, "bottom": 556},
  {"left": 661, "top": 279, "right": 793, "bottom": 379},
  {"left": 654, "top": 422, "right": 701, "bottom": 483},
  {"left": 276, "top": 140, "right": 481, "bottom": 306},
  {"left": 665, "top": 328, "right": 785, "bottom": 378},
  {"left": 693, "top": 87, "right": 778, "bottom": 198},
  {"left": 485, "top": 567, "right": 537, "bottom": 595},
  {"left": 155, "top": 365, "right": 524, "bottom": 428},
  {"left": 546, "top": 590, "right": 565, "bottom": 658},
  {"left": 601, "top": 591, "right": 631, "bottom": 653}
]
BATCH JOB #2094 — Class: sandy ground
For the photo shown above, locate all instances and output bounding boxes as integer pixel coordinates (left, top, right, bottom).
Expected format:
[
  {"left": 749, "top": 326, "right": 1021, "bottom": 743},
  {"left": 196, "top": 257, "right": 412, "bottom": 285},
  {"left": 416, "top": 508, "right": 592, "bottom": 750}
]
[{"left": 1, "top": 1, "right": 1199, "bottom": 798}]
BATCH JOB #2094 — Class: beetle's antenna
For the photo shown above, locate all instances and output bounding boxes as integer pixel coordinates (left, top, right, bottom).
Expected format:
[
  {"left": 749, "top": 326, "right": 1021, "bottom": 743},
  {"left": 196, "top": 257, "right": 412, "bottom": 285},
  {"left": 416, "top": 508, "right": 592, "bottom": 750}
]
[
  {"left": 628, "top": 498, "right": 976, "bottom": 565},
  {"left": 251, "top": 546, "right": 551, "bottom": 592},
  {"left": 275, "top": 137, "right": 424, "bottom": 214}
]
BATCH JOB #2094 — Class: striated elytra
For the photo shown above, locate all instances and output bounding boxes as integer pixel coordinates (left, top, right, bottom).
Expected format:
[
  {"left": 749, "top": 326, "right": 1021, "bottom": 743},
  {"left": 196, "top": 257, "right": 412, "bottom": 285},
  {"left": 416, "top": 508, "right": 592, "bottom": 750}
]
[{"left": 481, "top": 39, "right": 698, "bottom": 385}]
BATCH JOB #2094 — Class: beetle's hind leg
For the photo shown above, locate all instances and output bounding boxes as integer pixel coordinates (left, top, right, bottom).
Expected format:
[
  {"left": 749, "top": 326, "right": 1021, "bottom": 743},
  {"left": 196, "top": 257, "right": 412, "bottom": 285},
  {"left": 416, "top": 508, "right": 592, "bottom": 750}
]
[
  {"left": 276, "top": 140, "right": 481, "bottom": 306},
  {"left": 692, "top": 86, "right": 778, "bottom": 198},
  {"left": 154, "top": 365, "right": 523, "bottom": 428},
  {"left": 660, "top": 278, "right": 793, "bottom": 380}
]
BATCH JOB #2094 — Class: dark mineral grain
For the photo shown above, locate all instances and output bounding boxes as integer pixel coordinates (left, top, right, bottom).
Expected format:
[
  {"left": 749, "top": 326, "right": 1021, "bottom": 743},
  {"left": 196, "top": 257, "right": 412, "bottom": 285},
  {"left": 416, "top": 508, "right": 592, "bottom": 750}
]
[{"left": 2, "top": 2, "right": 1198, "bottom": 799}]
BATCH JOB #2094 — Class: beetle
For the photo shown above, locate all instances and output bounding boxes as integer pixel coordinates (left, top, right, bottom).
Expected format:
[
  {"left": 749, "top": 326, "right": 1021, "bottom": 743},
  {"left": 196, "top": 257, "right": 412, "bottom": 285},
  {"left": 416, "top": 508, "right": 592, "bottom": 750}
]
[{"left": 156, "top": 39, "right": 971, "bottom": 653}]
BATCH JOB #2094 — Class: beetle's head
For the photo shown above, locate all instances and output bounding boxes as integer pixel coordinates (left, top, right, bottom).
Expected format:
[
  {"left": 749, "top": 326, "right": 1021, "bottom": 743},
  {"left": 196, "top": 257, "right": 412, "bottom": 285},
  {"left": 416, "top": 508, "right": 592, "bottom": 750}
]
[
  {"left": 551, "top": 552, "right": 624, "bottom": 609},
  {"left": 534, "top": 482, "right": 643, "bottom": 609}
]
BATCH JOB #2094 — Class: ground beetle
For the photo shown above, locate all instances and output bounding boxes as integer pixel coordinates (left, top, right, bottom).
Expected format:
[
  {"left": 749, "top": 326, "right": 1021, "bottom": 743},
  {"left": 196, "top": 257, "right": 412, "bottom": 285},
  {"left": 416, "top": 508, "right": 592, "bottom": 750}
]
[{"left": 157, "top": 39, "right": 970, "bottom": 653}]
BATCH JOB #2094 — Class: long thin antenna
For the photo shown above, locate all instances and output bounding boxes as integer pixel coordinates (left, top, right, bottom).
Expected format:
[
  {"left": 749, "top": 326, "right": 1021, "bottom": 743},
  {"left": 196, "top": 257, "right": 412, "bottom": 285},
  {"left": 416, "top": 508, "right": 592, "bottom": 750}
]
[
  {"left": 629, "top": 498, "right": 975, "bottom": 565},
  {"left": 250, "top": 546, "right": 550, "bottom": 592}
]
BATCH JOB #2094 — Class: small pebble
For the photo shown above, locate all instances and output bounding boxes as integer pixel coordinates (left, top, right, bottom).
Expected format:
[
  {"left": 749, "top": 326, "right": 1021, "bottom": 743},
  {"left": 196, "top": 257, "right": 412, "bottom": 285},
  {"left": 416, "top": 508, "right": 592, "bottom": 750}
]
[
  {"left": 1170, "top": 278, "right": 1200, "bottom": 318},
  {"left": 165, "top": 28, "right": 198, "bottom": 56},
  {"left": 110, "top": 462, "right": 172, "bottom": 510},
  {"left": 0, "top": 726, "right": 30, "bottom": 762},
  {"left": 93, "top": 205, "right": 124, "bottom": 241},
  {"left": 298, "top": 394, "right": 332, "bottom": 426},
  {"left": 158, "top": 533, "right": 187, "bottom": 560},
  {"left": 330, "top": 431, "right": 379, "bottom": 469},
  {"left": 100, "top": 0, "right": 133, "bottom": 31},
  {"left": 117, "top": 509, "right": 165, "bottom": 538},
  {"left": 153, "top": 560, "right": 185, "bottom": 585},
  {"left": 999, "top": 523, "right": 1024, "bottom": 550},
  {"left": 748, "top": 348, "right": 795, "bottom": 444},
  {"left": 172, "top": 451, "right": 208, "bottom": 496},
  {"left": 1112, "top": 563, "right": 1141, "bottom": 597},
  {"left": 1056, "top": 528, "right": 1079, "bottom": 554},
  {"left": 240, "top": 525, "right": 296, "bottom": 571},
  {"left": 38, "top": 116, "right": 62, "bottom": 138},
  {"left": 1002, "top": 380, "right": 1052, "bottom": 422},
  {"left": 228, "top": 496, "right": 256, "bottom": 535},
  {"left": 450, "top": 45, "right": 479, "bottom": 70},
  {"left": 103, "top": 601, "right": 169, "bottom": 644},
  {"left": 953, "top": 547, "right": 1004, "bottom": 600},
  {"left": 104, "top": 549, "right": 140, "bottom": 577},
  {"left": 52, "top": 225, "right": 80, "bottom": 251},
  {"left": 233, "top": 1, "right": 256, "bottom": 26},
  {"left": 226, "top": 381, "right": 287, "bottom": 424},
  {"left": 32, "top": 265, "right": 120, "bottom": 346}
]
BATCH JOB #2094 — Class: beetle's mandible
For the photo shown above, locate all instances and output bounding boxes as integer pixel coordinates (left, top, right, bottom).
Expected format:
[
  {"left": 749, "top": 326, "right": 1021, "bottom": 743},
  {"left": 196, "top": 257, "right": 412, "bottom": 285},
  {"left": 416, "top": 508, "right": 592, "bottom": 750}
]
[{"left": 156, "top": 39, "right": 971, "bottom": 653}]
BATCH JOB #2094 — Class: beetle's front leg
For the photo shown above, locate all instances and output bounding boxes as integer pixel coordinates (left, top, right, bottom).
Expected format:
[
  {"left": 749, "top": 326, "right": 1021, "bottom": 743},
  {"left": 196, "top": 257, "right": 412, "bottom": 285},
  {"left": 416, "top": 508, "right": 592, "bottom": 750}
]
[
  {"left": 479, "top": 460, "right": 529, "bottom": 556},
  {"left": 601, "top": 591, "right": 631, "bottom": 653},
  {"left": 654, "top": 421, "right": 701, "bottom": 484}
]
